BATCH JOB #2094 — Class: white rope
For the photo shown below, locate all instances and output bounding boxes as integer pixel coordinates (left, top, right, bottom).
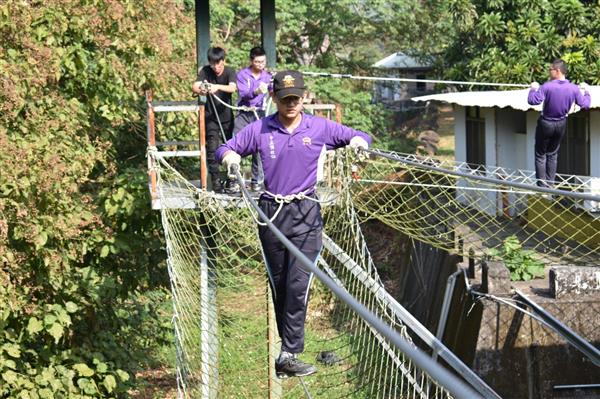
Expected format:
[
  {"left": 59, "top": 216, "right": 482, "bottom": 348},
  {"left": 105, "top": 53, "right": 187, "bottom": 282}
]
[
  {"left": 206, "top": 94, "right": 228, "bottom": 143},
  {"left": 471, "top": 290, "right": 553, "bottom": 329},
  {"left": 209, "top": 90, "right": 261, "bottom": 113},
  {"left": 239, "top": 192, "right": 284, "bottom": 227},
  {"left": 240, "top": 189, "right": 338, "bottom": 227},
  {"left": 302, "top": 71, "right": 530, "bottom": 88}
]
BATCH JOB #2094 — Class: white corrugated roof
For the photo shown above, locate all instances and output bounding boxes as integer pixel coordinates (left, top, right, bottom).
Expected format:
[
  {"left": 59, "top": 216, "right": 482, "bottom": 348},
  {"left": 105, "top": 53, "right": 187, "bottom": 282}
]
[
  {"left": 412, "top": 87, "right": 600, "bottom": 113},
  {"left": 373, "top": 52, "right": 431, "bottom": 69}
]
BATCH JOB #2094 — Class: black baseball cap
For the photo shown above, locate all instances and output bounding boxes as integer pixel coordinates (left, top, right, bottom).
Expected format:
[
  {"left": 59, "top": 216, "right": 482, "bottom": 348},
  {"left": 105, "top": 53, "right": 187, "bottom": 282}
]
[{"left": 272, "top": 70, "right": 306, "bottom": 99}]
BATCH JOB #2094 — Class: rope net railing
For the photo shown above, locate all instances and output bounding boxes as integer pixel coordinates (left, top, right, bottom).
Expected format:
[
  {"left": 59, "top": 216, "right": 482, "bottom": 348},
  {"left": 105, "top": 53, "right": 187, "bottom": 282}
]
[
  {"left": 152, "top": 148, "right": 481, "bottom": 398},
  {"left": 351, "top": 148, "right": 600, "bottom": 266}
]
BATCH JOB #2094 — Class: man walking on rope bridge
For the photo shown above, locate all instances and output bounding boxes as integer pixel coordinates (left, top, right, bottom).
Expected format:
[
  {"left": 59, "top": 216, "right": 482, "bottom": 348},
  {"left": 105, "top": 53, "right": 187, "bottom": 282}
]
[
  {"left": 528, "top": 59, "right": 591, "bottom": 188},
  {"left": 233, "top": 46, "right": 272, "bottom": 192},
  {"left": 216, "top": 70, "right": 371, "bottom": 378},
  {"left": 192, "top": 46, "right": 238, "bottom": 193}
]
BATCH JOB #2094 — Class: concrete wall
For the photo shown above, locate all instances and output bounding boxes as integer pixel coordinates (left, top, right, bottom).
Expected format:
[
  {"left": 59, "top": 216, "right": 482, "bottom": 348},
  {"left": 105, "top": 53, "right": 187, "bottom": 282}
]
[
  {"left": 441, "top": 261, "right": 600, "bottom": 399},
  {"left": 526, "top": 110, "right": 538, "bottom": 172},
  {"left": 457, "top": 106, "right": 600, "bottom": 178},
  {"left": 454, "top": 105, "right": 466, "bottom": 162},
  {"left": 454, "top": 105, "right": 500, "bottom": 216},
  {"left": 496, "top": 108, "right": 528, "bottom": 216},
  {"left": 496, "top": 108, "right": 527, "bottom": 170},
  {"left": 590, "top": 110, "right": 600, "bottom": 177}
]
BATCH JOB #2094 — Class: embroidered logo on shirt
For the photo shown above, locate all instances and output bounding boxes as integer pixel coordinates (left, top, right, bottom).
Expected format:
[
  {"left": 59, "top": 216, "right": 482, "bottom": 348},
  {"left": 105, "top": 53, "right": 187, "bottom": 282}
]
[
  {"left": 282, "top": 75, "right": 295, "bottom": 88},
  {"left": 302, "top": 136, "right": 312, "bottom": 146},
  {"left": 269, "top": 135, "right": 276, "bottom": 159}
]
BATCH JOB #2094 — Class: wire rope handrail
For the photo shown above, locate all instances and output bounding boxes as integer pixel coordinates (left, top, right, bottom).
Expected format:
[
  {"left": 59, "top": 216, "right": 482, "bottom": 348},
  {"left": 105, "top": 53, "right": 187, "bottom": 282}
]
[
  {"left": 302, "top": 70, "right": 531, "bottom": 88},
  {"left": 364, "top": 148, "right": 600, "bottom": 203},
  {"left": 230, "top": 165, "right": 493, "bottom": 399}
]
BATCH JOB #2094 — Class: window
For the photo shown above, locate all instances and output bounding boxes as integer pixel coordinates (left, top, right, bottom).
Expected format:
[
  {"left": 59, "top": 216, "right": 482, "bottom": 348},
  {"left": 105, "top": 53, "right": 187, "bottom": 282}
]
[
  {"left": 416, "top": 74, "right": 426, "bottom": 92},
  {"left": 466, "top": 107, "right": 486, "bottom": 168},
  {"left": 557, "top": 111, "right": 590, "bottom": 176}
]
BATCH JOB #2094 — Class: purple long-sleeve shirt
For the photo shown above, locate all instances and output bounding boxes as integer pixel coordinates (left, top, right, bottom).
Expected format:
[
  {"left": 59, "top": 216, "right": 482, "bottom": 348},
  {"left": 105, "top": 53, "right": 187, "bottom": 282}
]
[
  {"left": 236, "top": 66, "right": 272, "bottom": 109},
  {"left": 216, "top": 113, "right": 372, "bottom": 196},
  {"left": 527, "top": 79, "right": 591, "bottom": 121}
]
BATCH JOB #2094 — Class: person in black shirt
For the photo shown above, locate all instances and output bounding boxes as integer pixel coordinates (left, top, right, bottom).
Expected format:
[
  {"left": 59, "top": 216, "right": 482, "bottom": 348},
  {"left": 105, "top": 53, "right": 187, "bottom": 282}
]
[{"left": 192, "top": 47, "right": 237, "bottom": 192}]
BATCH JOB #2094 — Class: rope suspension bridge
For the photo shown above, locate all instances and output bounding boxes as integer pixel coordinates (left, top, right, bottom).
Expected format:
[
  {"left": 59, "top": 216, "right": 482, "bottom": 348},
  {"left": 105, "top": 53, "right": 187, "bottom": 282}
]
[{"left": 145, "top": 82, "right": 600, "bottom": 398}]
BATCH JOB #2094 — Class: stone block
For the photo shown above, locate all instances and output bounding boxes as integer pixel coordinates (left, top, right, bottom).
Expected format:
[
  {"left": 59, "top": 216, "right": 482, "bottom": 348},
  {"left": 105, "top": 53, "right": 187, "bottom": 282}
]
[
  {"left": 483, "top": 261, "right": 512, "bottom": 294},
  {"left": 549, "top": 266, "right": 600, "bottom": 299}
]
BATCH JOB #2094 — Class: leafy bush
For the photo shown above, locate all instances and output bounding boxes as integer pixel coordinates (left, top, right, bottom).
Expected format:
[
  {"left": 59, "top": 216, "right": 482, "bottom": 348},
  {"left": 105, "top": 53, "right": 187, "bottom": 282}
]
[
  {"left": 0, "top": 0, "right": 194, "bottom": 395},
  {"left": 488, "top": 236, "right": 545, "bottom": 281}
]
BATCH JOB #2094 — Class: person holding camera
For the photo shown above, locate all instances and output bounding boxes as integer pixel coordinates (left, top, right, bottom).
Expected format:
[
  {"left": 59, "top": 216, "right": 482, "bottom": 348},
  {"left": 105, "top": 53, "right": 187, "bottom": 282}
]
[{"left": 192, "top": 47, "right": 237, "bottom": 193}]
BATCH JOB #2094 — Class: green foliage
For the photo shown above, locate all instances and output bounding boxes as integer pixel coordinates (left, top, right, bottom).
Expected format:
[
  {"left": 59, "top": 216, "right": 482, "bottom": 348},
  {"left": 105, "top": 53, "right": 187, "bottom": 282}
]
[
  {"left": 436, "top": 0, "right": 600, "bottom": 85},
  {"left": 305, "top": 72, "right": 390, "bottom": 135},
  {"left": 0, "top": 0, "right": 194, "bottom": 396},
  {"left": 488, "top": 236, "right": 545, "bottom": 281}
]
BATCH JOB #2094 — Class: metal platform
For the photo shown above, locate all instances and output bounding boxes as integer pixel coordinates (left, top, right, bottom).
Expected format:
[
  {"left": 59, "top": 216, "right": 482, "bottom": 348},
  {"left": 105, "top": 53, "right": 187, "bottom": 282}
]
[{"left": 152, "top": 180, "right": 340, "bottom": 210}]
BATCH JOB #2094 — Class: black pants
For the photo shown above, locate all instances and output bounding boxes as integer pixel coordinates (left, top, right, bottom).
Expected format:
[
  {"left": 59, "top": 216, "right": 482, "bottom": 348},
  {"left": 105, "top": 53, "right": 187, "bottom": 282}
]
[
  {"left": 258, "top": 197, "right": 323, "bottom": 353},
  {"left": 233, "top": 110, "right": 264, "bottom": 183},
  {"left": 206, "top": 119, "right": 233, "bottom": 177},
  {"left": 534, "top": 117, "right": 567, "bottom": 187}
]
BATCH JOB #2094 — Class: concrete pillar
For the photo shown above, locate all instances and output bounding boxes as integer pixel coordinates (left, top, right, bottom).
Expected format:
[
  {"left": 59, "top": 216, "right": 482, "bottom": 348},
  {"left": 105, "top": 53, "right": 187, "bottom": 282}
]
[
  {"left": 260, "top": 0, "right": 277, "bottom": 68},
  {"left": 195, "top": 0, "right": 210, "bottom": 69}
]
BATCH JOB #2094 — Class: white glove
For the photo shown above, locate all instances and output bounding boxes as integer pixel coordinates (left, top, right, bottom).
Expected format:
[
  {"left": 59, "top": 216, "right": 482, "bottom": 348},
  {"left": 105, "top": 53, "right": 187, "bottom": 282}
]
[
  {"left": 349, "top": 136, "right": 369, "bottom": 162},
  {"left": 349, "top": 136, "right": 369, "bottom": 151},
  {"left": 256, "top": 82, "right": 269, "bottom": 95},
  {"left": 579, "top": 82, "right": 589, "bottom": 94},
  {"left": 530, "top": 82, "right": 540, "bottom": 90},
  {"left": 222, "top": 151, "right": 241, "bottom": 178}
]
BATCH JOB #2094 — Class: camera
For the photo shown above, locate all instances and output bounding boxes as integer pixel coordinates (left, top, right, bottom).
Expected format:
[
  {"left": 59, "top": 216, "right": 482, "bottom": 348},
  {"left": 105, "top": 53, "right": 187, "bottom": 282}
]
[{"left": 199, "top": 81, "right": 212, "bottom": 92}]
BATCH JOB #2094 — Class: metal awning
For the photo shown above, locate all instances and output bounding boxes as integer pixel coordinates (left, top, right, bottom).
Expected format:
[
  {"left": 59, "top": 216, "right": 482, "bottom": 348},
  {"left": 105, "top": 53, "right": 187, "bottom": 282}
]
[{"left": 412, "top": 86, "right": 600, "bottom": 113}]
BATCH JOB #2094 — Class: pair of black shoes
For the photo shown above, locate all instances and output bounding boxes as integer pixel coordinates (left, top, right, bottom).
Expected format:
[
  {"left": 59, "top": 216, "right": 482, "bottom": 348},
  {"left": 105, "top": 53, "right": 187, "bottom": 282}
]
[{"left": 275, "top": 357, "right": 317, "bottom": 379}]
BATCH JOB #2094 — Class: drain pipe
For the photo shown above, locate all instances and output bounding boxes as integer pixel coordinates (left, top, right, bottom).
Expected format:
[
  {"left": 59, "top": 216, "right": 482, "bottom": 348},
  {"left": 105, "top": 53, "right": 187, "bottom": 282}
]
[{"left": 433, "top": 269, "right": 465, "bottom": 362}]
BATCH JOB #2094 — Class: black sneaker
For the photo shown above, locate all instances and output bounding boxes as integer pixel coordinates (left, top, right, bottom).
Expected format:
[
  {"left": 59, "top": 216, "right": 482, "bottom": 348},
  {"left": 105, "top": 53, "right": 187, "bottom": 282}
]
[
  {"left": 249, "top": 181, "right": 262, "bottom": 192},
  {"left": 224, "top": 179, "right": 240, "bottom": 194},
  {"left": 275, "top": 357, "right": 317, "bottom": 379},
  {"left": 212, "top": 179, "right": 224, "bottom": 193}
]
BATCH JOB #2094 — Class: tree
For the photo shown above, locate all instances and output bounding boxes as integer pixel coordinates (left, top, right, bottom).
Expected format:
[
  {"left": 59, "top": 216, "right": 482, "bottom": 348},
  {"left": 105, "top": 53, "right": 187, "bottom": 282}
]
[
  {"left": 435, "top": 0, "right": 600, "bottom": 85},
  {"left": 0, "top": 0, "right": 196, "bottom": 395}
]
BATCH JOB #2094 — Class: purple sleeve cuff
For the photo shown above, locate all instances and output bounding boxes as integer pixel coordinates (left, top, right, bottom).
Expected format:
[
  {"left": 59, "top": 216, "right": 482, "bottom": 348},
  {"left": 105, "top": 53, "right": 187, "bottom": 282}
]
[{"left": 527, "top": 88, "right": 544, "bottom": 105}]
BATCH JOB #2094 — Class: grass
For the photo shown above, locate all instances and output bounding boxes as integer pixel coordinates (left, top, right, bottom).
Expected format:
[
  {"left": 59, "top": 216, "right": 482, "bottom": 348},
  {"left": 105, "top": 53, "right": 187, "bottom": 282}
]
[
  {"left": 135, "top": 266, "right": 380, "bottom": 398},
  {"left": 215, "top": 271, "right": 368, "bottom": 398},
  {"left": 128, "top": 289, "right": 178, "bottom": 399}
]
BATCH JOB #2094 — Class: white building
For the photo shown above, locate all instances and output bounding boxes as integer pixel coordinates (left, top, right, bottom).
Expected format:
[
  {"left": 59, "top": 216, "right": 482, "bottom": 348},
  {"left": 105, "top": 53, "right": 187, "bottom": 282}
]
[
  {"left": 413, "top": 87, "right": 600, "bottom": 177},
  {"left": 372, "top": 52, "right": 434, "bottom": 107},
  {"left": 412, "top": 87, "right": 600, "bottom": 216}
]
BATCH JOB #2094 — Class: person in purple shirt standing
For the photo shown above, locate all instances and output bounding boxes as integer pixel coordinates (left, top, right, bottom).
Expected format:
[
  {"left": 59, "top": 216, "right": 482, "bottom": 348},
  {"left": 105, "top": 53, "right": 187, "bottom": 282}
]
[
  {"left": 233, "top": 46, "right": 273, "bottom": 192},
  {"left": 216, "top": 70, "right": 371, "bottom": 378},
  {"left": 528, "top": 59, "right": 591, "bottom": 187}
]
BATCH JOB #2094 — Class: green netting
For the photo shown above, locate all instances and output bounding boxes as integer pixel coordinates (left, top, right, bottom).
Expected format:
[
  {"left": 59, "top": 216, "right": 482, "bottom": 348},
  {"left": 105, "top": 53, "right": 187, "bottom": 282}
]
[
  {"left": 152, "top": 149, "right": 457, "bottom": 398},
  {"left": 352, "top": 149, "right": 600, "bottom": 265}
]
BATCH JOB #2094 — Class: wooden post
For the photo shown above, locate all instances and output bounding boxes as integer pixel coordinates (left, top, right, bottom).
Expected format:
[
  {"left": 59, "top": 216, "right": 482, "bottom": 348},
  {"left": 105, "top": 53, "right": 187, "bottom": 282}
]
[
  {"left": 146, "top": 90, "right": 158, "bottom": 203},
  {"left": 502, "top": 189, "right": 510, "bottom": 218},
  {"left": 468, "top": 248, "right": 475, "bottom": 279},
  {"left": 199, "top": 104, "right": 207, "bottom": 190},
  {"left": 335, "top": 103, "right": 342, "bottom": 124}
]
